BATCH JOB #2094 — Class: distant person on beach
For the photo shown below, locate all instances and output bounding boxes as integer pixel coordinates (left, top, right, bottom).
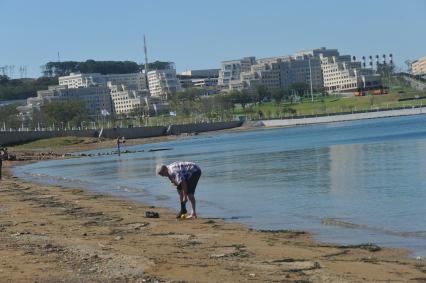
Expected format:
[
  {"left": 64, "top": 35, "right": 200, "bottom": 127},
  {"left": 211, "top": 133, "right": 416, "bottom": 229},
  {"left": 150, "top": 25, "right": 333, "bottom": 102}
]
[
  {"left": 0, "top": 146, "right": 7, "bottom": 180},
  {"left": 157, "top": 161, "right": 202, "bottom": 219},
  {"left": 117, "top": 136, "right": 125, "bottom": 156}
]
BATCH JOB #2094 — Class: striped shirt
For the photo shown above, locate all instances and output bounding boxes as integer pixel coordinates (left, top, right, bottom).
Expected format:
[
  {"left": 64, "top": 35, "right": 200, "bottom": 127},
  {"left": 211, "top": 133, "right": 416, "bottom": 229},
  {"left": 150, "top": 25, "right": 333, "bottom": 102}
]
[{"left": 167, "top": 161, "right": 201, "bottom": 185}]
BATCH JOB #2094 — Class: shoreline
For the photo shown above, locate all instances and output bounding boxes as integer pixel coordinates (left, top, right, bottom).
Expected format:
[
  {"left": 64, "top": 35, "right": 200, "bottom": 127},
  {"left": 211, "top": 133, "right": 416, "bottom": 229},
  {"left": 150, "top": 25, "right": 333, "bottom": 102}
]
[{"left": 2, "top": 135, "right": 426, "bottom": 282}]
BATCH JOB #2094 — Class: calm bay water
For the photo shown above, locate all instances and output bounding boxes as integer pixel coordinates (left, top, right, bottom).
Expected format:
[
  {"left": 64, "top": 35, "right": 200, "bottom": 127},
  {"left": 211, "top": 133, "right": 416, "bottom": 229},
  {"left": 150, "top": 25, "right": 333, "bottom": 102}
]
[{"left": 13, "top": 115, "right": 426, "bottom": 256}]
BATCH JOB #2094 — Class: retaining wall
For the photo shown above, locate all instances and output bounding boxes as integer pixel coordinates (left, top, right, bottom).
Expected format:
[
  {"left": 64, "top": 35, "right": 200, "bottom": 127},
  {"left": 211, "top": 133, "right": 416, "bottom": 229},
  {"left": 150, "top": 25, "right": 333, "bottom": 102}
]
[
  {"left": 0, "top": 121, "right": 243, "bottom": 146},
  {"left": 169, "top": 121, "right": 242, "bottom": 135},
  {"left": 258, "top": 107, "right": 426, "bottom": 127},
  {"left": 102, "top": 126, "right": 166, "bottom": 139},
  {"left": 0, "top": 130, "right": 97, "bottom": 146}
]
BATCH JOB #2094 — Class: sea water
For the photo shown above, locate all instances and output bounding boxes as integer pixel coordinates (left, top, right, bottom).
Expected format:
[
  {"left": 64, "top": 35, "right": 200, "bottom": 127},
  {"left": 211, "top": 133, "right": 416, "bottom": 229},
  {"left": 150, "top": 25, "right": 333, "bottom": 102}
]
[{"left": 13, "top": 115, "right": 426, "bottom": 257}]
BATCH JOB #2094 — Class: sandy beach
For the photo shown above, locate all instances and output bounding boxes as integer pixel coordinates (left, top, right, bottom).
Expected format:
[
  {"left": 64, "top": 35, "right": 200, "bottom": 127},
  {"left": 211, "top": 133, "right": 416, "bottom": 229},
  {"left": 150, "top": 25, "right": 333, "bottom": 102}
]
[{"left": 1, "top": 136, "right": 425, "bottom": 282}]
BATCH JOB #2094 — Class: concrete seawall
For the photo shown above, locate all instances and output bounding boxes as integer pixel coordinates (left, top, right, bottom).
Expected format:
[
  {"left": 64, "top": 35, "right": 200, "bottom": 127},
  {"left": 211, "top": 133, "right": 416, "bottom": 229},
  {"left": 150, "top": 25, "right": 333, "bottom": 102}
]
[
  {"left": 0, "top": 121, "right": 243, "bottom": 146},
  {"left": 0, "top": 130, "right": 98, "bottom": 146},
  {"left": 257, "top": 107, "right": 426, "bottom": 127},
  {"left": 102, "top": 126, "right": 166, "bottom": 139},
  {"left": 169, "top": 121, "right": 242, "bottom": 135}
]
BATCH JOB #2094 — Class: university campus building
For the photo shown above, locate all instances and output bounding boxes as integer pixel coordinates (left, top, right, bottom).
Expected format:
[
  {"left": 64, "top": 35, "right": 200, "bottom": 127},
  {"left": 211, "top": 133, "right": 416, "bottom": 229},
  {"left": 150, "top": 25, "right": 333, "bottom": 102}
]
[{"left": 218, "top": 47, "right": 383, "bottom": 94}]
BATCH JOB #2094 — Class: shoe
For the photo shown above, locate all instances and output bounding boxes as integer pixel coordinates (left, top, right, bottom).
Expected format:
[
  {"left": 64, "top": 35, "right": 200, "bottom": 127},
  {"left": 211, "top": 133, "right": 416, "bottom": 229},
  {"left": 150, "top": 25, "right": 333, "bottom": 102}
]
[
  {"left": 176, "top": 210, "right": 187, "bottom": 218},
  {"left": 145, "top": 211, "right": 159, "bottom": 218},
  {"left": 186, "top": 214, "right": 197, "bottom": 219}
]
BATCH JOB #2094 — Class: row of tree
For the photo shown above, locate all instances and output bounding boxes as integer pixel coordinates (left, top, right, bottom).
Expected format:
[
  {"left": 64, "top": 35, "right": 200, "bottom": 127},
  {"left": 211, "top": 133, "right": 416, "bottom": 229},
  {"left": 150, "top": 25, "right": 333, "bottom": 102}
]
[
  {"left": 40, "top": 101, "right": 89, "bottom": 127},
  {"left": 168, "top": 83, "right": 310, "bottom": 119},
  {"left": 0, "top": 100, "right": 89, "bottom": 130},
  {"left": 170, "top": 83, "right": 311, "bottom": 113},
  {"left": 0, "top": 76, "right": 58, "bottom": 100},
  {"left": 42, "top": 60, "right": 171, "bottom": 77}
]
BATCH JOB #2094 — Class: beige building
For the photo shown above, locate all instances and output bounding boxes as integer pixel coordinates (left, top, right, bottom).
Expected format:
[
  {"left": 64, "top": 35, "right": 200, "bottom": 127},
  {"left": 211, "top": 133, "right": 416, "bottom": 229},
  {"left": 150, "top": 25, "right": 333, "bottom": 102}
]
[
  {"left": 320, "top": 55, "right": 360, "bottom": 92},
  {"left": 240, "top": 61, "right": 281, "bottom": 90},
  {"left": 180, "top": 69, "right": 219, "bottom": 78},
  {"left": 280, "top": 56, "right": 323, "bottom": 90},
  {"left": 148, "top": 65, "right": 181, "bottom": 100},
  {"left": 217, "top": 47, "right": 382, "bottom": 94},
  {"left": 109, "top": 83, "right": 149, "bottom": 115},
  {"left": 59, "top": 73, "right": 104, "bottom": 88},
  {"left": 218, "top": 57, "right": 256, "bottom": 87},
  {"left": 412, "top": 56, "right": 426, "bottom": 75},
  {"left": 17, "top": 85, "right": 112, "bottom": 120},
  {"left": 105, "top": 72, "right": 147, "bottom": 90},
  {"left": 59, "top": 72, "right": 147, "bottom": 90},
  {"left": 320, "top": 54, "right": 381, "bottom": 93},
  {"left": 219, "top": 52, "right": 324, "bottom": 92}
]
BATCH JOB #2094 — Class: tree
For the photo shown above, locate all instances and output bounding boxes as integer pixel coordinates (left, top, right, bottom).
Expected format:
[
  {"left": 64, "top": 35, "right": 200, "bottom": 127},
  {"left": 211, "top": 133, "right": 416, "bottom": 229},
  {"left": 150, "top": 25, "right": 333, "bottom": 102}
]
[
  {"left": 271, "top": 88, "right": 289, "bottom": 104},
  {"left": 0, "top": 104, "right": 20, "bottom": 129},
  {"left": 145, "top": 61, "right": 172, "bottom": 71},
  {"left": 290, "top": 82, "right": 307, "bottom": 96},
  {"left": 255, "top": 85, "right": 271, "bottom": 104},
  {"left": 376, "top": 63, "right": 395, "bottom": 77},
  {"left": 0, "top": 77, "right": 58, "bottom": 101},
  {"left": 41, "top": 100, "right": 89, "bottom": 127},
  {"left": 175, "top": 88, "right": 201, "bottom": 102},
  {"left": 171, "top": 88, "right": 203, "bottom": 117},
  {"left": 197, "top": 94, "right": 233, "bottom": 120},
  {"left": 280, "top": 105, "right": 297, "bottom": 116},
  {"left": 228, "top": 90, "right": 251, "bottom": 110},
  {"left": 376, "top": 63, "right": 395, "bottom": 86},
  {"left": 404, "top": 60, "right": 412, "bottom": 73},
  {"left": 0, "top": 75, "right": 9, "bottom": 84},
  {"left": 42, "top": 60, "right": 141, "bottom": 77}
]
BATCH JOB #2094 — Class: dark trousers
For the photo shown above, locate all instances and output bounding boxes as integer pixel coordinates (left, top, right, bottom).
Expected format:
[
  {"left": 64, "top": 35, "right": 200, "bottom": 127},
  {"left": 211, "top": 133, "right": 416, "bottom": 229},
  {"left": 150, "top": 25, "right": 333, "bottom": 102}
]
[{"left": 177, "top": 170, "right": 202, "bottom": 195}]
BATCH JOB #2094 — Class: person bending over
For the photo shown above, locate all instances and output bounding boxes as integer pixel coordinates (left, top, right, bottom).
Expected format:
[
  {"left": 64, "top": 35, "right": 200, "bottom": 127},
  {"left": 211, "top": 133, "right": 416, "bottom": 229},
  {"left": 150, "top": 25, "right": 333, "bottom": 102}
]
[{"left": 157, "top": 161, "right": 201, "bottom": 219}]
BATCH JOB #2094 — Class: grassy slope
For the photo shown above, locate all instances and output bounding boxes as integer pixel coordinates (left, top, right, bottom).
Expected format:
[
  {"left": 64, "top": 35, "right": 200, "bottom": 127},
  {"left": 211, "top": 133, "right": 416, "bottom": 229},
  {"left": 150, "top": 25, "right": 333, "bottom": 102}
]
[{"left": 235, "top": 86, "right": 426, "bottom": 118}]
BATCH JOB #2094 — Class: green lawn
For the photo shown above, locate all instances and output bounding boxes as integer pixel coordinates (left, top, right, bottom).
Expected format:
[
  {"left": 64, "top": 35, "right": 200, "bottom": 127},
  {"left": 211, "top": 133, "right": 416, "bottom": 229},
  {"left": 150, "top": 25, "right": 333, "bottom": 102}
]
[{"left": 234, "top": 89, "right": 426, "bottom": 119}]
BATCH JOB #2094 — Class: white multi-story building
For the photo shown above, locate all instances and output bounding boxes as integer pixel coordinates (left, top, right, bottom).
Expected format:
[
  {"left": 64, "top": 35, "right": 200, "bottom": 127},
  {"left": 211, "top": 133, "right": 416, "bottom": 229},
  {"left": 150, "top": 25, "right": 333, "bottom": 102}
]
[
  {"left": 59, "top": 72, "right": 147, "bottom": 90},
  {"left": 104, "top": 72, "right": 147, "bottom": 90},
  {"left": 279, "top": 56, "right": 323, "bottom": 90},
  {"left": 20, "top": 71, "right": 157, "bottom": 119},
  {"left": 148, "top": 64, "right": 181, "bottom": 100},
  {"left": 179, "top": 77, "right": 218, "bottom": 88},
  {"left": 240, "top": 61, "right": 281, "bottom": 90},
  {"left": 218, "top": 57, "right": 256, "bottom": 87},
  {"left": 180, "top": 69, "right": 219, "bottom": 78},
  {"left": 17, "top": 85, "right": 112, "bottom": 120},
  {"left": 109, "top": 83, "right": 149, "bottom": 115},
  {"left": 218, "top": 48, "right": 382, "bottom": 94},
  {"left": 220, "top": 54, "right": 323, "bottom": 92},
  {"left": 320, "top": 54, "right": 381, "bottom": 93},
  {"left": 192, "top": 77, "right": 218, "bottom": 87},
  {"left": 59, "top": 73, "right": 104, "bottom": 88},
  {"left": 295, "top": 47, "right": 339, "bottom": 59},
  {"left": 412, "top": 56, "right": 426, "bottom": 76}
]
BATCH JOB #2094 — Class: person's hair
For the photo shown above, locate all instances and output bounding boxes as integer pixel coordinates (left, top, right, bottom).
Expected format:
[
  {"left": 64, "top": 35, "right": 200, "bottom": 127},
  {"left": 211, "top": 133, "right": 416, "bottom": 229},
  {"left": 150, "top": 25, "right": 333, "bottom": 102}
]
[{"left": 156, "top": 164, "right": 166, "bottom": 175}]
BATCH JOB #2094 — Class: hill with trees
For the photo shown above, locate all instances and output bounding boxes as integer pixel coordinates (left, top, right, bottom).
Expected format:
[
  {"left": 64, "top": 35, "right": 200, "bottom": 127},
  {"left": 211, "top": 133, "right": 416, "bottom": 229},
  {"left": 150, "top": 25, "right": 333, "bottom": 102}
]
[
  {"left": 0, "top": 75, "right": 58, "bottom": 101},
  {"left": 0, "top": 60, "right": 171, "bottom": 101},
  {"left": 42, "top": 60, "right": 171, "bottom": 77}
]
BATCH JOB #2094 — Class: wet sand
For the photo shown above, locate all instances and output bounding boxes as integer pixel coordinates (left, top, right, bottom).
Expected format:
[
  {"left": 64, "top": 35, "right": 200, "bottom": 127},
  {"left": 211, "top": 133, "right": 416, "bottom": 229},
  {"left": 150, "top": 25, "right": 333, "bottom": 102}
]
[{"left": 1, "top": 137, "right": 425, "bottom": 282}]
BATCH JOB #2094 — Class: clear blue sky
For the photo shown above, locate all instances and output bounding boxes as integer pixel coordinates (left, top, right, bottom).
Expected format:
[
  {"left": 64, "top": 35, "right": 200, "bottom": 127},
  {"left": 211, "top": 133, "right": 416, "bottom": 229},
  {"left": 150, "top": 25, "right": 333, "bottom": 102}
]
[{"left": 0, "top": 0, "right": 425, "bottom": 78}]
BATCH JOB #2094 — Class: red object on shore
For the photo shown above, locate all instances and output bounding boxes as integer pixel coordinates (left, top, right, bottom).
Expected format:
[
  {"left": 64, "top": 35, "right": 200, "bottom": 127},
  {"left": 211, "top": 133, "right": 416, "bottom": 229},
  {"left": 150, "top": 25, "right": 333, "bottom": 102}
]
[{"left": 354, "top": 91, "right": 365, "bottom": 96}]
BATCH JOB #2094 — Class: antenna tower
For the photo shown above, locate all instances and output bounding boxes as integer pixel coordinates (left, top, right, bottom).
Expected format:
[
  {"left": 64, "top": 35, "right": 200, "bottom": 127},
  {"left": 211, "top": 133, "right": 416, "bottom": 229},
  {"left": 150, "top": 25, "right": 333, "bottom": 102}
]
[{"left": 144, "top": 34, "right": 149, "bottom": 89}]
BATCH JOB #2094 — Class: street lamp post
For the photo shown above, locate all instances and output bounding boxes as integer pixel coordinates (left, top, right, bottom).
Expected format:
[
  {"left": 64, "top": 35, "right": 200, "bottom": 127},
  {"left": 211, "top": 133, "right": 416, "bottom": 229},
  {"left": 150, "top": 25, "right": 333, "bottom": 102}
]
[{"left": 308, "top": 57, "right": 314, "bottom": 102}]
